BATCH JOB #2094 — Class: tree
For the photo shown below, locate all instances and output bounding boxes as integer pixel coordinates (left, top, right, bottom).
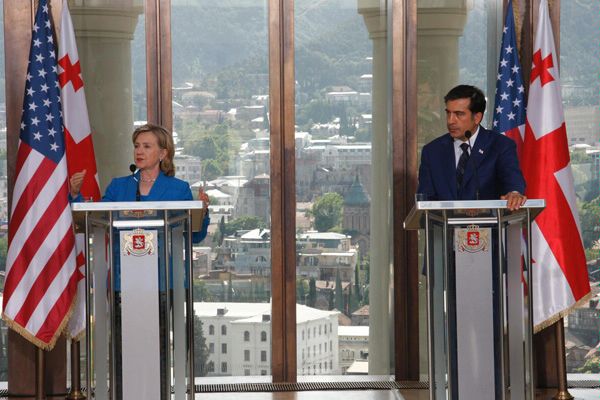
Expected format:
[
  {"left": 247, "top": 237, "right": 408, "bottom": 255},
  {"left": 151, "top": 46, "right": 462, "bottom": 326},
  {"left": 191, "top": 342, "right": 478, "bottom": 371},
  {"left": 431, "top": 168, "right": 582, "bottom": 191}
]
[
  {"left": 193, "top": 279, "right": 213, "bottom": 302},
  {"left": 335, "top": 268, "right": 344, "bottom": 314},
  {"left": 223, "top": 216, "right": 267, "bottom": 236},
  {"left": 576, "top": 356, "right": 600, "bottom": 373},
  {"left": 580, "top": 196, "right": 600, "bottom": 251},
  {"left": 310, "top": 192, "right": 344, "bottom": 232},
  {"left": 307, "top": 277, "right": 317, "bottom": 307},
  {"left": 193, "top": 315, "right": 210, "bottom": 377}
]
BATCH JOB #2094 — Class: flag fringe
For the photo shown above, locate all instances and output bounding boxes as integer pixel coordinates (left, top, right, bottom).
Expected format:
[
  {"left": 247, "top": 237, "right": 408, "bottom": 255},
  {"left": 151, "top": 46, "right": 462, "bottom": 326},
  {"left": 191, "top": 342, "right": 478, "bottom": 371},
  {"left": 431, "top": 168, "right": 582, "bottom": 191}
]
[
  {"left": 64, "top": 287, "right": 86, "bottom": 342},
  {"left": 533, "top": 291, "right": 594, "bottom": 334},
  {"left": 1, "top": 294, "right": 77, "bottom": 351}
]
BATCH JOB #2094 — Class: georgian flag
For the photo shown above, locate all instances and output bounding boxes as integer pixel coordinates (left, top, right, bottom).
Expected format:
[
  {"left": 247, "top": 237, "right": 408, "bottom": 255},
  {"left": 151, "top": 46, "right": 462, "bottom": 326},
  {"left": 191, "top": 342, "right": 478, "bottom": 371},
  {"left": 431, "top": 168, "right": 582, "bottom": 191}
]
[
  {"left": 58, "top": 0, "right": 101, "bottom": 339},
  {"left": 522, "top": 0, "right": 591, "bottom": 331}
]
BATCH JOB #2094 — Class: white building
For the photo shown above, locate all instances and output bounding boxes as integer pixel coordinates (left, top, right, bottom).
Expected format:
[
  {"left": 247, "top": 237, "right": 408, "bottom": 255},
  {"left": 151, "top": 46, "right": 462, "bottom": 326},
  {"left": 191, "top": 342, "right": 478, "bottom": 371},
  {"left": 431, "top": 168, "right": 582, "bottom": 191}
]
[
  {"left": 195, "top": 302, "right": 339, "bottom": 377},
  {"left": 338, "top": 326, "right": 369, "bottom": 374},
  {"left": 174, "top": 154, "right": 202, "bottom": 183}
]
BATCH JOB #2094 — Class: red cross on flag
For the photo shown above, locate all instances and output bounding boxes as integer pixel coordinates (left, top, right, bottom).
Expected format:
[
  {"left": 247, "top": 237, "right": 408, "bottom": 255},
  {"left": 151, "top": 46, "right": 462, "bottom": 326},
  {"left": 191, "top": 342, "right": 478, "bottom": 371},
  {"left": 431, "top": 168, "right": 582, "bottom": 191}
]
[
  {"left": 58, "top": 0, "right": 100, "bottom": 339},
  {"left": 59, "top": 0, "right": 100, "bottom": 202},
  {"left": 522, "top": 0, "right": 591, "bottom": 331}
]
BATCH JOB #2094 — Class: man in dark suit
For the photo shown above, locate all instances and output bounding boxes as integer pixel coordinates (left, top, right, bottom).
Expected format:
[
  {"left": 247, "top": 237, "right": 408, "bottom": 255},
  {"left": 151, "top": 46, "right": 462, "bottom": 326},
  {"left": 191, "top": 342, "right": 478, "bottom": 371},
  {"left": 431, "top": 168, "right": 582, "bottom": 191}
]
[{"left": 417, "top": 84, "right": 526, "bottom": 210}]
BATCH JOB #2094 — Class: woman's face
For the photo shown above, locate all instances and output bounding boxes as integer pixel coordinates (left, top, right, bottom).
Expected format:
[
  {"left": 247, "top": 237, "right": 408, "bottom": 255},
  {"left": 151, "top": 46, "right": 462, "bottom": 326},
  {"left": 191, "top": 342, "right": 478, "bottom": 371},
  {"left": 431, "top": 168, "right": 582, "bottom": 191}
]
[{"left": 133, "top": 131, "right": 167, "bottom": 172}]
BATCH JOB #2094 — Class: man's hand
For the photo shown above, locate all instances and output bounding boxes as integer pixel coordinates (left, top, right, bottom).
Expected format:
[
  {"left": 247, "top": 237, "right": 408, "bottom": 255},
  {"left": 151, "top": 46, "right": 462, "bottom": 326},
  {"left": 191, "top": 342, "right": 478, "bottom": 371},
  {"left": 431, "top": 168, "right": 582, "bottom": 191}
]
[
  {"left": 69, "top": 170, "right": 86, "bottom": 198},
  {"left": 500, "top": 191, "right": 527, "bottom": 211}
]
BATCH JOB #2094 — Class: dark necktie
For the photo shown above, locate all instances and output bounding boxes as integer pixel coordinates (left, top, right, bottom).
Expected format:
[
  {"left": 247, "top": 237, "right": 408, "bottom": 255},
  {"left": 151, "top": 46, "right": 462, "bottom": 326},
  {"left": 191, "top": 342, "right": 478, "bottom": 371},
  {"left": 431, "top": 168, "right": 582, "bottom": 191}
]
[{"left": 456, "top": 142, "right": 470, "bottom": 187}]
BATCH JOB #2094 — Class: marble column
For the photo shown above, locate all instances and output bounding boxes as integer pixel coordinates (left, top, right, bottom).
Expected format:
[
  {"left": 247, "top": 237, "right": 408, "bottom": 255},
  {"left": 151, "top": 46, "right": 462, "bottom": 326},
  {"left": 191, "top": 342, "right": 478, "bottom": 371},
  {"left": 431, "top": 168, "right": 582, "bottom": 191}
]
[
  {"left": 358, "top": 0, "right": 393, "bottom": 375},
  {"left": 69, "top": 1, "right": 143, "bottom": 189}
]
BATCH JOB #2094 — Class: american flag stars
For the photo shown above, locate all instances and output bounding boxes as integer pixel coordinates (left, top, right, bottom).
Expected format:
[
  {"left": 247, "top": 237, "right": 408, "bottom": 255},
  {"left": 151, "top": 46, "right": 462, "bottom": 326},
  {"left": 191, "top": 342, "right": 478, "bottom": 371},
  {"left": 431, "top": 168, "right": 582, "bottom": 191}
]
[
  {"left": 20, "top": 4, "right": 64, "bottom": 164},
  {"left": 492, "top": 0, "right": 526, "bottom": 140}
]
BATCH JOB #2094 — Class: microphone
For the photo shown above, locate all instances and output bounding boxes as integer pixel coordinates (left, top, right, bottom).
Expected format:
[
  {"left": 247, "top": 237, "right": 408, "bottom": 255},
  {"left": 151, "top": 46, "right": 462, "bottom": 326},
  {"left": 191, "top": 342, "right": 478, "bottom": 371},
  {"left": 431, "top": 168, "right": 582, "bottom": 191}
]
[
  {"left": 130, "top": 164, "right": 141, "bottom": 201},
  {"left": 464, "top": 130, "right": 481, "bottom": 200}
]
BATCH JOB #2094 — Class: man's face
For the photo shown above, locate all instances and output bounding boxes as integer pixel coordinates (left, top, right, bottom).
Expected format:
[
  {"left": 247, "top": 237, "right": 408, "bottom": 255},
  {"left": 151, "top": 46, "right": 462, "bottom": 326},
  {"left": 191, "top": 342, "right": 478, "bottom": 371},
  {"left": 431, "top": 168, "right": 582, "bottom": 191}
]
[{"left": 445, "top": 98, "right": 483, "bottom": 141}]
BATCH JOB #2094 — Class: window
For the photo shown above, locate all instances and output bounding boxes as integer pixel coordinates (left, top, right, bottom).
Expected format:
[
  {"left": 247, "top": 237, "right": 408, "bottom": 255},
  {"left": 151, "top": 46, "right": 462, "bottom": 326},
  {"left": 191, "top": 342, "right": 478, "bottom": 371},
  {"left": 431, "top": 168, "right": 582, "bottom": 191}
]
[
  {"left": 209, "top": 343, "right": 214, "bottom": 353},
  {"left": 208, "top": 361, "right": 215, "bottom": 373},
  {"left": 221, "top": 362, "right": 228, "bottom": 373},
  {"left": 261, "top": 331, "right": 267, "bottom": 342},
  {"left": 209, "top": 325, "right": 214, "bottom": 335},
  {"left": 222, "top": 343, "right": 227, "bottom": 354},
  {"left": 244, "top": 369, "right": 250, "bottom": 376},
  {"left": 261, "top": 370, "right": 267, "bottom": 376},
  {"left": 324, "top": 342, "right": 327, "bottom": 352},
  {"left": 261, "top": 350, "right": 267, "bottom": 362},
  {"left": 244, "top": 350, "right": 250, "bottom": 361},
  {"left": 244, "top": 331, "right": 250, "bottom": 341},
  {"left": 221, "top": 325, "right": 227, "bottom": 335}
]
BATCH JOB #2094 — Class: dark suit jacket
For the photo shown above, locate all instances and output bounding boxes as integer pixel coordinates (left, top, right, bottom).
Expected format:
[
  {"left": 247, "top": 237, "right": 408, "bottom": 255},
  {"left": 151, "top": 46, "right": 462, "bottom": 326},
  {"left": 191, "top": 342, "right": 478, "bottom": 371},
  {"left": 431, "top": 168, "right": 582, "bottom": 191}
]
[{"left": 417, "top": 127, "right": 525, "bottom": 200}]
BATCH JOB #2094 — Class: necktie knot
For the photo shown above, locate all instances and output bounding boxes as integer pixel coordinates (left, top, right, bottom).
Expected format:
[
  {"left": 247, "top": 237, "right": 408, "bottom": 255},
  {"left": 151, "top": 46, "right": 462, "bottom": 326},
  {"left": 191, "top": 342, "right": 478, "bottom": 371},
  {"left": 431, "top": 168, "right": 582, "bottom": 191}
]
[{"left": 460, "top": 142, "right": 470, "bottom": 153}]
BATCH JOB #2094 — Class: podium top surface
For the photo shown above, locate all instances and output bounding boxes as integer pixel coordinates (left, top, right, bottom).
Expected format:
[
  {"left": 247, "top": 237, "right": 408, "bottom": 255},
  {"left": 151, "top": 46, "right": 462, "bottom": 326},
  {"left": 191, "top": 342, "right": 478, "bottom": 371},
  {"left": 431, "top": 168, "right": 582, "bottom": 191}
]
[
  {"left": 404, "top": 199, "right": 545, "bottom": 230},
  {"left": 72, "top": 200, "right": 204, "bottom": 212}
]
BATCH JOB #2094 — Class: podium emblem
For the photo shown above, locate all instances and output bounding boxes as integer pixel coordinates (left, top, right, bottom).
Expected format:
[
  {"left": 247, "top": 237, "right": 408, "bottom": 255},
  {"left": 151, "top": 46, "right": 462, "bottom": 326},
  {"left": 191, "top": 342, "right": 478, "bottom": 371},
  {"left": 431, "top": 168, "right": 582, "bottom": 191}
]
[
  {"left": 457, "top": 225, "right": 489, "bottom": 253},
  {"left": 123, "top": 228, "right": 155, "bottom": 256}
]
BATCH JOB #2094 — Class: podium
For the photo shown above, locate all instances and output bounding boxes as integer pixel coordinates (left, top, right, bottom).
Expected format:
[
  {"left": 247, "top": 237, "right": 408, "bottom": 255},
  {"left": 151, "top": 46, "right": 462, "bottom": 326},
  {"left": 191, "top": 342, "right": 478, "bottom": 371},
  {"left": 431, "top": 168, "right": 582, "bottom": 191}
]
[
  {"left": 72, "top": 201, "right": 205, "bottom": 400},
  {"left": 404, "top": 199, "right": 544, "bottom": 400}
]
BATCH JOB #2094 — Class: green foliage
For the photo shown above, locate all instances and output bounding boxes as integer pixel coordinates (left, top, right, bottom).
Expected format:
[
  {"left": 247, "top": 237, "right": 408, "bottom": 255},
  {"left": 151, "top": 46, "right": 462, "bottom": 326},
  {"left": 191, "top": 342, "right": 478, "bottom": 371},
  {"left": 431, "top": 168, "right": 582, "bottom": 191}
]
[
  {"left": 193, "top": 315, "right": 210, "bottom": 377},
  {"left": 335, "top": 269, "right": 344, "bottom": 314},
  {"left": 308, "top": 278, "right": 317, "bottom": 308},
  {"left": 575, "top": 356, "right": 600, "bottom": 373},
  {"left": 310, "top": 192, "right": 344, "bottom": 232},
  {"left": 193, "top": 279, "right": 213, "bottom": 302},
  {"left": 223, "top": 216, "right": 267, "bottom": 236},
  {"left": 579, "top": 197, "right": 600, "bottom": 250}
]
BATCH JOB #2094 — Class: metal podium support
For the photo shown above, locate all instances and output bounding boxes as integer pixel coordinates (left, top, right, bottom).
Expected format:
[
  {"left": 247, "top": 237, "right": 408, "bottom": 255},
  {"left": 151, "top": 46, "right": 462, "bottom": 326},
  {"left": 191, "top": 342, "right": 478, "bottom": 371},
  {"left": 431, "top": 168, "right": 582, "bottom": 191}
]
[
  {"left": 73, "top": 201, "right": 204, "bottom": 400},
  {"left": 404, "top": 199, "right": 545, "bottom": 400}
]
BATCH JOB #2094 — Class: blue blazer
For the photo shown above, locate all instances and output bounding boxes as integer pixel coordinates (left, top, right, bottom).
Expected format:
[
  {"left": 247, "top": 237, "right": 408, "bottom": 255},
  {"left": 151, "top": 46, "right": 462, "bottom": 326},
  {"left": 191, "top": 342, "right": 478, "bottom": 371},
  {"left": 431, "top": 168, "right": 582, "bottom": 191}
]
[
  {"left": 417, "top": 127, "right": 525, "bottom": 200},
  {"left": 102, "top": 171, "right": 210, "bottom": 242}
]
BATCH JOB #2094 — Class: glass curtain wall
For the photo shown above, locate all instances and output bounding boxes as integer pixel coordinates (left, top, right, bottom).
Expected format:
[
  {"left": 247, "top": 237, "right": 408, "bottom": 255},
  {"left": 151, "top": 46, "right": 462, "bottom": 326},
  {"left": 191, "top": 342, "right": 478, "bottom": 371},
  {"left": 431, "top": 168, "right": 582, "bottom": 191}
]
[
  {"left": 294, "top": 0, "right": 394, "bottom": 377},
  {"left": 416, "top": 0, "right": 503, "bottom": 378},
  {"left": 171, "top": 0, "right": 272, "bottom": 380},
  {"left": 560, "top": 0, "right": 600, "bottom": 379}
]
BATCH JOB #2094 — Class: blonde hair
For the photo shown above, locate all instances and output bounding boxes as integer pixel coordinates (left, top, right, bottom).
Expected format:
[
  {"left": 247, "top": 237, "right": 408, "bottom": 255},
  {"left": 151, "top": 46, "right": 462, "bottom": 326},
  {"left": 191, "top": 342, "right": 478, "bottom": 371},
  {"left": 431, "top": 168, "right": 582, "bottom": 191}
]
[{"left": 132, "top": 123, "right": 175, "bottom": 177}]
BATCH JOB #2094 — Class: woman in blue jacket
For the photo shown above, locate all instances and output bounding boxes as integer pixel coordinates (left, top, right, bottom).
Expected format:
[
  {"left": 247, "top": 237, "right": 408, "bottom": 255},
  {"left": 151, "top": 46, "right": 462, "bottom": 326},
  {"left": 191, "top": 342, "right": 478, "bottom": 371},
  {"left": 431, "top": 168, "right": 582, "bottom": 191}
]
[{"left": 70, "top": 123, "right": 208, "bottom": 399}]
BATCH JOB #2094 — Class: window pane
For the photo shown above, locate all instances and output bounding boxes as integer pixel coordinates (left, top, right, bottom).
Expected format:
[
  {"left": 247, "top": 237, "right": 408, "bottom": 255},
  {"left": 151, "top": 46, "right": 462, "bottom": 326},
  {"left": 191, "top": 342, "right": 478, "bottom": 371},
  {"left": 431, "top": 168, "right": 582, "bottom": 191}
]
[
  {"left": 294, "top": 0, "right": 393, "bottom": 376},
  {"left": 560, "top": 0, "right": 600, "bottom": 379},
  {"left": 171, "top": 0, "right": 271, "bottom": 380}
]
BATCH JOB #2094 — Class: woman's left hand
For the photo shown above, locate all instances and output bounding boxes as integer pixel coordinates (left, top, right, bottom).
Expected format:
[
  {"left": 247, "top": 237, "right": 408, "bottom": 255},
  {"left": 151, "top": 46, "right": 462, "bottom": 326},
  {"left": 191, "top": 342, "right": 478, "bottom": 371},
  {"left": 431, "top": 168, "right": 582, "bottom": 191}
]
[{"left": 198, "top": 189, "right": 210, "bottom": 210}]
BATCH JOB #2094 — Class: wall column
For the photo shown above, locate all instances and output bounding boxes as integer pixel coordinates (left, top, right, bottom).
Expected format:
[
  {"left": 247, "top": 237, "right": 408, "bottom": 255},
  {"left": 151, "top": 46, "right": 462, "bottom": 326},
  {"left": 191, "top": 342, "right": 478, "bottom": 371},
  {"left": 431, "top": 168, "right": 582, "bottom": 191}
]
[
  {"left": 358, "top": 0, "right": 392, "bottom": 375},
  {"left": 69, "top": 2, "right": 143, "bottom": 189}
]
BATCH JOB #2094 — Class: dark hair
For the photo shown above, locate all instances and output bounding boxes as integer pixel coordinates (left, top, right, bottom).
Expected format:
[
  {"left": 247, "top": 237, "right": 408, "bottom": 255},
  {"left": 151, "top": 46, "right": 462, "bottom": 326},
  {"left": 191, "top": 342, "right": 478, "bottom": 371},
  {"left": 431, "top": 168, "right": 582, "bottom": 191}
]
[
  {"left": 444, "top": 85, "right": 486, "bottom": 115},
  {"left": 132, "top": 123, "right": 176, "bottom": 177}
]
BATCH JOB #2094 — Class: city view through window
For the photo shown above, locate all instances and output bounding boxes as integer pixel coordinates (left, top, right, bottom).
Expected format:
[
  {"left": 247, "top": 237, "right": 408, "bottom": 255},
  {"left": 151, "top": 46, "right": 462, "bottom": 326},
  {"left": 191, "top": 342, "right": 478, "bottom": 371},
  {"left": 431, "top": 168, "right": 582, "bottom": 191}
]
[{"left": 0, "top": 0, "right": 596, "bottom": 387}]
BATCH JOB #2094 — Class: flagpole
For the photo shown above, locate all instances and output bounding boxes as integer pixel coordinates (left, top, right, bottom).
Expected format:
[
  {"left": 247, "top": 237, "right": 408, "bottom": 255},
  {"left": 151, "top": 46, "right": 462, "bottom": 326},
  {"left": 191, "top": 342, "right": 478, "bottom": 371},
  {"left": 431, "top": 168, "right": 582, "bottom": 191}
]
[
  {"left": 552, "top": 318, "right": 573, "bottom": 400},
  {"left": 35, "top": 348, "right": 46, "bottom": 400},
  {"left": 67, "top": 340, "right": 86, "bottom": 400}
]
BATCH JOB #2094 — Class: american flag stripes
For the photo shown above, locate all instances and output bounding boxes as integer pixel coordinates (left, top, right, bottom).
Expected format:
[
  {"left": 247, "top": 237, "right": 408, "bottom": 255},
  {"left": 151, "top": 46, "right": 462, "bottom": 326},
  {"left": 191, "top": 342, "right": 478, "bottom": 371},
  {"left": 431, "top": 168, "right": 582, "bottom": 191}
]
[{"left": 2, "top": 0, "right": 78, "bottom": 349}]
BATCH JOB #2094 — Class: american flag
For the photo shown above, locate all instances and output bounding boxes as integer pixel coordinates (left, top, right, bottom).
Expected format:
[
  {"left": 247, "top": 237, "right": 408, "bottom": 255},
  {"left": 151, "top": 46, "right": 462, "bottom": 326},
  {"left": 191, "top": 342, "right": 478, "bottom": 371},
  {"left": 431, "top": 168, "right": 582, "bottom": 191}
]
[
  {"left": 493, "top": 0, "right": 526, "bottom": 158},
  {"left": 2, "top": 0, "right": 78, "bottom": 350}
]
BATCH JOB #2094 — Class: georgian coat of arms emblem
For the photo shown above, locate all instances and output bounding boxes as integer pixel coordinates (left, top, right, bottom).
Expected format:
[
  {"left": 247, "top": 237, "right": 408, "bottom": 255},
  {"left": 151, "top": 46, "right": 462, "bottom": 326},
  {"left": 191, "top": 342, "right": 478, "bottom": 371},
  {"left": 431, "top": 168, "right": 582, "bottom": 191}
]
[
  {"left": 456, "top": 224, "right": 489, "bottom": 253},
  {"left": 122, "top": 228, "right": 155, "bottom": 256}
]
